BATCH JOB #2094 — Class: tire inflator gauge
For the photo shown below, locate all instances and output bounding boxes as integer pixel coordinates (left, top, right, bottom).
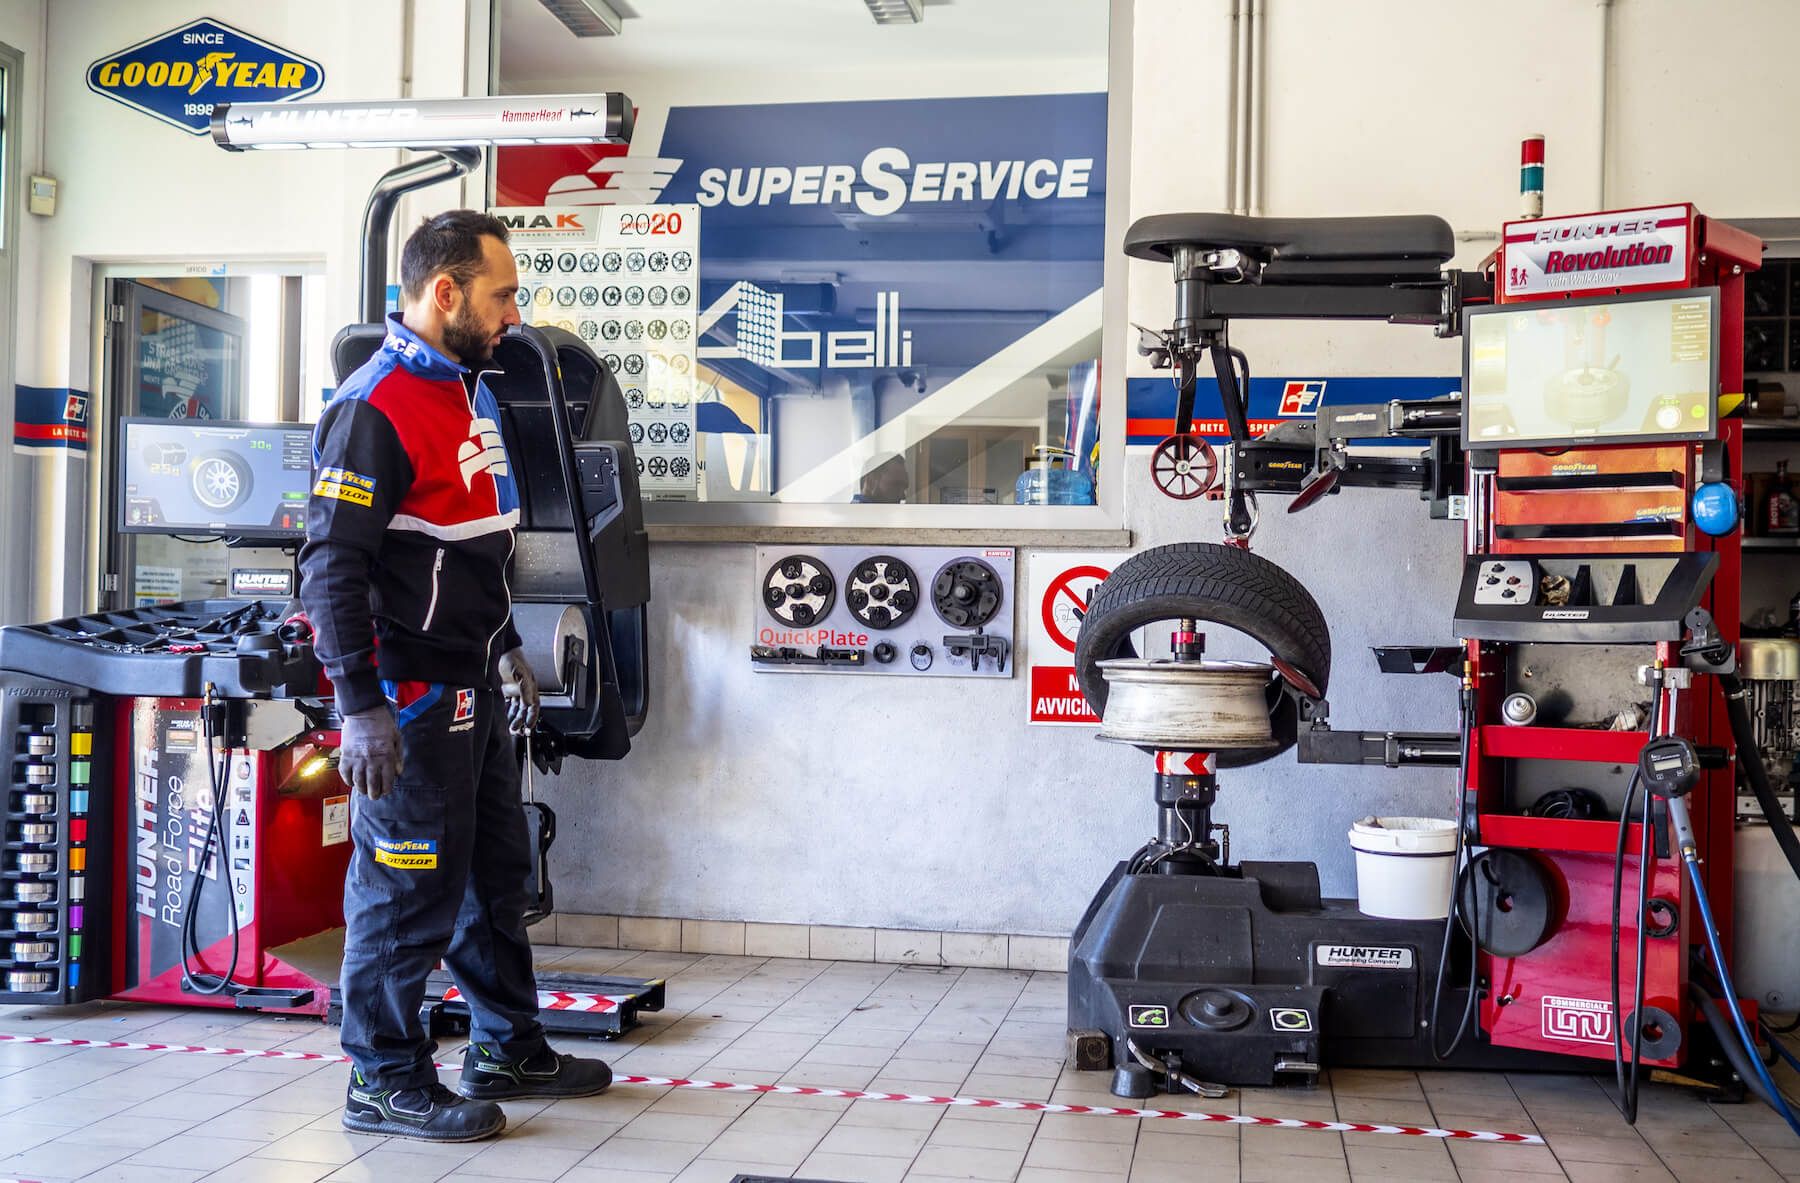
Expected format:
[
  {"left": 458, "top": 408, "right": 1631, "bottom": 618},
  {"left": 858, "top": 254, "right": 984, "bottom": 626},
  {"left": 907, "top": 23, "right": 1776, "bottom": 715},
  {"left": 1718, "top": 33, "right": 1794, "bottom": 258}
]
[{"left": 1640, "top": 735, "right": 1701, "bottom": 851}]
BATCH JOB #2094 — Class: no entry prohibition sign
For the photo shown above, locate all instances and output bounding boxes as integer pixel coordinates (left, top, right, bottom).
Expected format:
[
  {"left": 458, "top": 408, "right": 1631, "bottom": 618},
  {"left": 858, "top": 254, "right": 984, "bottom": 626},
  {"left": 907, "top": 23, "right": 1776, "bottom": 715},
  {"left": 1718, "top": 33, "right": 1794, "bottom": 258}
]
[{"left": 1027, "top": 555, "right": 1116, "bottom": 724}]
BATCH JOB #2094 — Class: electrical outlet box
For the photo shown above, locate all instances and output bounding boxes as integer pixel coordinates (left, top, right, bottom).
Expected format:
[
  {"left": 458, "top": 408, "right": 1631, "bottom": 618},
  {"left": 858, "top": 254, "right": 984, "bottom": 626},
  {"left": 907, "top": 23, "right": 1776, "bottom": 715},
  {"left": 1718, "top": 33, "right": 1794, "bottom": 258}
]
[{"left": 27, "top": 175, "right": 55, "bottom": 218}]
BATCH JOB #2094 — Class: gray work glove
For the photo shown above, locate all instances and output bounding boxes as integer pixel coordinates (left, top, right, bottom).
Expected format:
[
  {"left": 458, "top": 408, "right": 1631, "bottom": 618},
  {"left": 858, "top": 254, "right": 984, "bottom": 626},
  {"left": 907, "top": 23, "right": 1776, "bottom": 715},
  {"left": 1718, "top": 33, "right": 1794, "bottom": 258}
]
[
  {"left": 497, "top": 646, "right": 540, "bottom": 735},
  {"left": 339, "top": 706, "right": 402, "bottom": 800}
]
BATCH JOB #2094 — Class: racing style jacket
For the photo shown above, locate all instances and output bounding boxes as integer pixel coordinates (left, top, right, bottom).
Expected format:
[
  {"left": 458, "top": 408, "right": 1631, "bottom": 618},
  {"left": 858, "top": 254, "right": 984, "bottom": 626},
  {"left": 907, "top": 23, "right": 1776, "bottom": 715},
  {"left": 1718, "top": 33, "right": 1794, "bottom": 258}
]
[{"left": 298, "top": 313, "right": 522, "bottom": 718}]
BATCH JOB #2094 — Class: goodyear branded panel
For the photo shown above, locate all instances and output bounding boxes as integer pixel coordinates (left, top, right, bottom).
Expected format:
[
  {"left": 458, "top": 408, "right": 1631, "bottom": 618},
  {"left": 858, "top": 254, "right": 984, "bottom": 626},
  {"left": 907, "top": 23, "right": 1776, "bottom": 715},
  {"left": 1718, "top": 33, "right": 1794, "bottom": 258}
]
[
  {"left": 87, "top": 18, "right": 323, "bottom": 136},
  {"left": 1124, "top": 376, "right": 1460, "bottom": 446}
]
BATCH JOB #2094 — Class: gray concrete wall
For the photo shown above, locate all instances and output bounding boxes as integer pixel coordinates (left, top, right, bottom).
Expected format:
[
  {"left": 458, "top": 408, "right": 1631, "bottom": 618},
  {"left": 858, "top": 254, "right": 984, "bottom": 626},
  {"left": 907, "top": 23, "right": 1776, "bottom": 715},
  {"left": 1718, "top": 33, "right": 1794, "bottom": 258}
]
[{"left": 536, "top": 460, "right": 1467, "bottom": 936}]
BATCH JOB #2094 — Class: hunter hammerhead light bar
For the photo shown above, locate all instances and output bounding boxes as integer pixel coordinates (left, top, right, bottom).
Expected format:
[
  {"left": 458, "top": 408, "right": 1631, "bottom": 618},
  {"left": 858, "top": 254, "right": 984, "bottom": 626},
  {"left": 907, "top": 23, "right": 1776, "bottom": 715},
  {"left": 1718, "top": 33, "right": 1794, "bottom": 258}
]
[{"left": 210, "top": 93, "right": 633, "bottom": 150}]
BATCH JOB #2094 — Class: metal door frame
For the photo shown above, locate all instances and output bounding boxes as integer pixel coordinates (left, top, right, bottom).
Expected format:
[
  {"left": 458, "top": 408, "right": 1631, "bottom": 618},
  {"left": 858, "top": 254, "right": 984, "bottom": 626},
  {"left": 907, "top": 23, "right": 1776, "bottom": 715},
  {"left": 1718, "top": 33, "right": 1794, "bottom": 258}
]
[{"left": 97, "top": 279, "right": 248, "bottom": 611}]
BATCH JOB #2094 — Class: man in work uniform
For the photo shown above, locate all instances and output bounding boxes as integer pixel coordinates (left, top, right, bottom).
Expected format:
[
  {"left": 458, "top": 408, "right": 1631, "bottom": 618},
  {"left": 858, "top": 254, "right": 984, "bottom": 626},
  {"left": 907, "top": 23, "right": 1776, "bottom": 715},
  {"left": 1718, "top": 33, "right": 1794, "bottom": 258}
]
[{"left": 301, "top": 210, "right": 612, "bottom": 1143}]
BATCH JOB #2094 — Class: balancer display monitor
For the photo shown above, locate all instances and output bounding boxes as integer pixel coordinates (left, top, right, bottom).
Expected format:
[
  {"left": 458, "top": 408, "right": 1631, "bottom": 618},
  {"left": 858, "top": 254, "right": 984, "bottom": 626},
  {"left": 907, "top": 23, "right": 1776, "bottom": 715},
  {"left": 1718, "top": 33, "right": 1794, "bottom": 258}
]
[
  {"left": 1463, "top": 287, "right": 1719, "bottom": 450},
  {"left": 119, "top": 418, "right": 313, "bottom": 540}
]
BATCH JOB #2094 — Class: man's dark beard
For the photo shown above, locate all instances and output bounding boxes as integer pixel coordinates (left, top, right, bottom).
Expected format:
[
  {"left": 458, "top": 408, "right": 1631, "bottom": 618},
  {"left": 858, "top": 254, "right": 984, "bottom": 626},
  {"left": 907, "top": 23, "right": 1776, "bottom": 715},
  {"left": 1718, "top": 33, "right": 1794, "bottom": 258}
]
[{"left": 442, "top": 300, "right": 495, "bottom": 364}]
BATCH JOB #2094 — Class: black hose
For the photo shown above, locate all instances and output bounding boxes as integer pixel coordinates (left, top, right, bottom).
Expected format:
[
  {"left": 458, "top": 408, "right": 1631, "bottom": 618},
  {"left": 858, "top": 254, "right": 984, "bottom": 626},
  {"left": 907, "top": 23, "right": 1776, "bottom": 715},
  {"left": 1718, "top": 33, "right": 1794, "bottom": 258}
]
[
  {"left": 1692, "top": 985, "right": 1781, "bottom": 1110},
  {"left": 1766, "top": 1012, "right": 1800, "bottom": 1035},
  {"left": 1609, "top": 691, "right": 1662, "bottom": 1124},
  {"left": 1624, "top": 774, "right": 1654, "bottom": 1118},
  {"left": 180, "top": 690, "right": 241, "bottom": 996},
  {"left": 1722, "top": 672, "right": 1800, "bottom": 884},
  {"left": 1431, "top": 684, "right": 1480, "bottom": 1061}
]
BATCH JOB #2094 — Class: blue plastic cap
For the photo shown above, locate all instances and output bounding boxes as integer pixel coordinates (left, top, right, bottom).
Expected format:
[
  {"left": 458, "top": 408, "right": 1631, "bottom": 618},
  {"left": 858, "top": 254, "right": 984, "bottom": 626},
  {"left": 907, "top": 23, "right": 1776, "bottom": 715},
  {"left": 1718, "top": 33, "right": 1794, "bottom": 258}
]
[{"left": 1691, "top": 482, "right": 1740, "bottom": 537}]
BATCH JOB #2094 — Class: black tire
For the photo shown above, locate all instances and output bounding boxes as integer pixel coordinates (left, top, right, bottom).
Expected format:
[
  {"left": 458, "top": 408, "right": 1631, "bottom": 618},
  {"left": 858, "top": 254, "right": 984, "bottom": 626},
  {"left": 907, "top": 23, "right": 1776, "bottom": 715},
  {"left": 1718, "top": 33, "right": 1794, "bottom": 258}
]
[{"left": 1074, "top": 542, "right": 1331, "bottom": 767}]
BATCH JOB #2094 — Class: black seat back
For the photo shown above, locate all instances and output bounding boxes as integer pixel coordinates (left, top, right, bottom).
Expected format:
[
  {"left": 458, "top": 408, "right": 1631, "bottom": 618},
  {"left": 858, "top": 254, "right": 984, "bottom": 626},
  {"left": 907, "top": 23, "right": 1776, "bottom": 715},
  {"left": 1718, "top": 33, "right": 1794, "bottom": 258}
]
[{"left": 1123, "top": 213, "right": 1455, "bottom": 285}]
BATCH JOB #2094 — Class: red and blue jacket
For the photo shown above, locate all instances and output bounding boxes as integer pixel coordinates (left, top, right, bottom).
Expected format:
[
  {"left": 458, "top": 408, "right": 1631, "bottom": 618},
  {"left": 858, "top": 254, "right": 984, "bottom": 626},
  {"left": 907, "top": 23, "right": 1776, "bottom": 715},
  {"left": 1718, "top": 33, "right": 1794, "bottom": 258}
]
[{"left": 299, "top": 314, "right": 522, "bottom": 717}]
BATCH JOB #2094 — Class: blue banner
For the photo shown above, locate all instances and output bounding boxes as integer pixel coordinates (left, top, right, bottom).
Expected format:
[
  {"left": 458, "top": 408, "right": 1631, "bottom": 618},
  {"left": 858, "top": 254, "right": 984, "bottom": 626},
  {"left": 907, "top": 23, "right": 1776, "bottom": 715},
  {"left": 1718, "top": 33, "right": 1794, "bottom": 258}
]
[
  {"left": 1125, "top": 375, "right": 1460, "bottom": 446},
  {"left": 14, "top": 386, "right": 89, "bottom": 452},
  {"left": 652, "top": 93, "right": 1107, "bottom": 398},
  {"left": 87, "top": 18, "right": 323, "bottom": 136}
]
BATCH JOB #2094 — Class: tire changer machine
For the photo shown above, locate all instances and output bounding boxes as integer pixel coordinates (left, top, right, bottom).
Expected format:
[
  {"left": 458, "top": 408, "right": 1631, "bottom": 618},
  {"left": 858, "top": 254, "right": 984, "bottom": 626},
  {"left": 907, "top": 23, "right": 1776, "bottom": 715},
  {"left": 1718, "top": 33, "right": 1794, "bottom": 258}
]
[
  {"left": 0, "top": 95, "right": 667, "bottom": 1040},
  {"left": 1066, "top": 206, "right": 1800, "bottom": 1127}
]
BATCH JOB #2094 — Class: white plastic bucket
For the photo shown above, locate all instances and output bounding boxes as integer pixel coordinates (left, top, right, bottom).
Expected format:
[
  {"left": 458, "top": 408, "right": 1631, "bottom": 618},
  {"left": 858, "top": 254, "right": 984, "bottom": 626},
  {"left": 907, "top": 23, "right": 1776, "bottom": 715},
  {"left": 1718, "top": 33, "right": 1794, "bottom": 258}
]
[{"left": 1349, "top": 816, "right": 1458, "bottom": 920}]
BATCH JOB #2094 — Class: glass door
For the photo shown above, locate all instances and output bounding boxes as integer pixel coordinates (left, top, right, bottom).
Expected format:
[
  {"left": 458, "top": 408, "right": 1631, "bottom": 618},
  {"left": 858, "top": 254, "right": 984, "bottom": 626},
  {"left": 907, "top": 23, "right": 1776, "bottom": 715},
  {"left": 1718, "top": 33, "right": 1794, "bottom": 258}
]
[{"left": 102, "top": 280, "right": 247, "bottom": 610}]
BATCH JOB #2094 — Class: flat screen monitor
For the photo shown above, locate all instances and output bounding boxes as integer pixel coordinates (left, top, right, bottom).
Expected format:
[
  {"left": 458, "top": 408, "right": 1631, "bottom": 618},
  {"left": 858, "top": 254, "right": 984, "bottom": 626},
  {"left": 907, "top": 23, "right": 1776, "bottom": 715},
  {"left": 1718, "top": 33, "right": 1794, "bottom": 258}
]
[
  {"left": 1463, "top": 288, "right": 1719, "bottom": 450},
  {"left": 119, "top": 418, "right": 313, "bottom": 539}
]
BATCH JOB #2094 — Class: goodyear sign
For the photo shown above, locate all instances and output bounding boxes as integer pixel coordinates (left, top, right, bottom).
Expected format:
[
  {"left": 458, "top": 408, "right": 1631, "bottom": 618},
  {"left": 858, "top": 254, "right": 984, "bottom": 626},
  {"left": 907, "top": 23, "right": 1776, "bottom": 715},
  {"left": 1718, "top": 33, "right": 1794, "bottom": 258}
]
[{"left": 87, "top": 18, "right": 323, "bottom": 136}]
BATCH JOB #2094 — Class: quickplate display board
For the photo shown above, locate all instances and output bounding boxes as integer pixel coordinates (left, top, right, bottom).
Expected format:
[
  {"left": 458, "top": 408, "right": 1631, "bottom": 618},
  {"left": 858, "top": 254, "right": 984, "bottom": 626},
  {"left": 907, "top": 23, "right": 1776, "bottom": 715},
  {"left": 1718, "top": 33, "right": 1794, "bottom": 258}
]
[
  {"left": 751, "top": 545, "right": 1016, "bottom": 678},
  {"left": 494, "top": 204, "right": 700, "bottom": 501}
]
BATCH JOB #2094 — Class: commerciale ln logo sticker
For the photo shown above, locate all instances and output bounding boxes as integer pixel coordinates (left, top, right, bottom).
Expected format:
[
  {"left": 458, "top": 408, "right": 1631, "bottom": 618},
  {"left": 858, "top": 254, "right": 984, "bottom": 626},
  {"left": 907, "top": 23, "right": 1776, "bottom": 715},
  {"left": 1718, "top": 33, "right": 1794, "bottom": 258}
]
[
  {"left": 1542, "top": 995, "right": 1613, "bottom": 1044},
  {"left": 87, "top": 18, "right": 324, "bottom": 136},
  {"left": 1127, "top": 1005, "right": 1169, "bottom": 1029}
]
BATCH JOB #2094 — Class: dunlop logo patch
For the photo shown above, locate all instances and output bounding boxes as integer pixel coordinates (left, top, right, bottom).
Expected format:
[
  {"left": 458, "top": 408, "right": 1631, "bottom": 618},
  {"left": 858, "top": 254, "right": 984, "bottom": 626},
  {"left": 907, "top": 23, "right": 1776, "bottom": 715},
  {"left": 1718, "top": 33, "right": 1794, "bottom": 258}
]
[{"left": 373, "top": 837, "right": 437, "bottom": 869}]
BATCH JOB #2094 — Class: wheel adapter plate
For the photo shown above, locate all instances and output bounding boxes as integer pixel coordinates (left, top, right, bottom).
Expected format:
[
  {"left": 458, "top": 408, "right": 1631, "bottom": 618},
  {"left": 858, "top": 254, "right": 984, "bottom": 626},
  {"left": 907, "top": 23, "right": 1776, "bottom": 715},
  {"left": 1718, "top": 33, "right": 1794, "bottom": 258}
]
[
  {"left": 845, "top": 554, "right": 919, "bottom": 631},
  {"left": 1095, "top": 658, "right": 1277, "bottom": 749},
  {"left": 932, "top": 558, "right": 1003, "bottom": 629},
  {"left": 762, "top": 554, "right": 836, "bottom": 627}
]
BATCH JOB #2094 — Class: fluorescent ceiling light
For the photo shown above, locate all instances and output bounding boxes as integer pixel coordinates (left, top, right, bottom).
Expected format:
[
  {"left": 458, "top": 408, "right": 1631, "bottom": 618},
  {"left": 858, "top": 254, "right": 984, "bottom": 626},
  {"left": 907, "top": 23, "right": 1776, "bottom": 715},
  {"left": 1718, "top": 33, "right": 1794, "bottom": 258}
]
[
  {"left": 863, "top": 0, "right": 923, "bottom": 23},
  {"left": 211, "top": 94, "right": 633, "bottom": 151},
  {"left": 538, "top": 0, "right": 624, "bottom": 36}
]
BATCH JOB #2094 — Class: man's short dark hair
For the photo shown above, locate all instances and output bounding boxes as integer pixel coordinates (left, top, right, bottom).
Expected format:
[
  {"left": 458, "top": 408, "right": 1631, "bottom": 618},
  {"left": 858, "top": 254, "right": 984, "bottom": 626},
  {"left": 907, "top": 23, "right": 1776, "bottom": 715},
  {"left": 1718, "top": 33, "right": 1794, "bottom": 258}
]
[{"left": 400, "top": 209, "right": 511, "bottom": 302}]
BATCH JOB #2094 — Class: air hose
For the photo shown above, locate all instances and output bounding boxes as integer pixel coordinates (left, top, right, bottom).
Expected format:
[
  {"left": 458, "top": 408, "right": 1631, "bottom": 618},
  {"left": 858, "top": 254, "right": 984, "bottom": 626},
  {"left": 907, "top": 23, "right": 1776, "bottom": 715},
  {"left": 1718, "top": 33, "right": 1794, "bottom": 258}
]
[
  {"left": 1429, "top": 681, "right": 1480, "bottom": 1061},
  {"left": 1721, "top": 670, "right": 1800, "bottom": 884},
  {"left": 1608, "top": 689, "right": 1663, "bottom": 1124},
  {"left": 1676, "top": 804, "right": 1800, "bottom": 1139},
  {"left": 180, "top": 687, "right": 243, "bottom": 996}
]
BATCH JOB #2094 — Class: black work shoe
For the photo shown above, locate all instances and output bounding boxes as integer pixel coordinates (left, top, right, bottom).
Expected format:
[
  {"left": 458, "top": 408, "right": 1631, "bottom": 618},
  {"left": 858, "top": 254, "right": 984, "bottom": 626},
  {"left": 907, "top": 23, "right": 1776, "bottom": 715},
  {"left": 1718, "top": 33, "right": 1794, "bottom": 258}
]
[
  {"left": 457, "top": 1042, "right": 614, "bottom": 1101},
  {"left": 343, "top": 1076, "right": 506, "bottom": 1141}
]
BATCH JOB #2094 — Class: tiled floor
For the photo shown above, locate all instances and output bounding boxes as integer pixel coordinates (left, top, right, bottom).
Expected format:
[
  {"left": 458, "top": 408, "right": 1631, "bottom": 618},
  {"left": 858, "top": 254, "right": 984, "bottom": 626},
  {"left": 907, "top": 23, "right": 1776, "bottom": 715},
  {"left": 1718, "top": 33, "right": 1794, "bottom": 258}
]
[{"left": 1, "top": 944, "right": 1797, "bottom": 1183}]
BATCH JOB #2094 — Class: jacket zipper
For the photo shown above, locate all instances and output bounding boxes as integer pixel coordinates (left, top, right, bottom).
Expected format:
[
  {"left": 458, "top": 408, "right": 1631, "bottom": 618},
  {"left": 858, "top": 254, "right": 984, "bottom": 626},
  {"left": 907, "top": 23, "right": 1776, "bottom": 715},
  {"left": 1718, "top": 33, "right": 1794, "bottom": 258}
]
[
  {"left": 472, "top": 367, "right": 516, "bottom": 668},
  {"left": 485, "top": 531, "right": 516, "bottom": 665},
  {"left": 422, "top": 547, "right": 445, "bottom": 630}
]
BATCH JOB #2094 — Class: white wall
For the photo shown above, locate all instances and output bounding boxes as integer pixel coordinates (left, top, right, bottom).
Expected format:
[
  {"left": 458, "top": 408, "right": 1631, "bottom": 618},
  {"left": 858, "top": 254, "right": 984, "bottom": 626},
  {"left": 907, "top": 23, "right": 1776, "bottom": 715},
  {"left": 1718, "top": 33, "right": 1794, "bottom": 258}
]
[
  {"left": 11, "top": 0, "right": 484, "bottom": 618},
  {"left": 0, "top": 0, "right": 48, "bottom": 626}
]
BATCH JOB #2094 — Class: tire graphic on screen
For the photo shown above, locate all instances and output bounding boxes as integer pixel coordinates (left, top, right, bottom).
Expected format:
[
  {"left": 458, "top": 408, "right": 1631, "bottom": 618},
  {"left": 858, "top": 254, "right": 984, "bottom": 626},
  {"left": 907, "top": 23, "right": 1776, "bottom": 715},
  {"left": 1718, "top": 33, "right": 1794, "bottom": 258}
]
[{"left": 191, "top": 452, "right": 253, "bottom": 513}]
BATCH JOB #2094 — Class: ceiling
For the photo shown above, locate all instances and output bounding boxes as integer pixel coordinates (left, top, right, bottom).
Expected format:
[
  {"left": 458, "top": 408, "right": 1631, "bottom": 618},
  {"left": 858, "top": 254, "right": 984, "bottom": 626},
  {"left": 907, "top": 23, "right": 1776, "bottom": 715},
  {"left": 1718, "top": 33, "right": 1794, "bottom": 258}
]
[{"left": 495, "top": 0, "right": 1109, "bottom": 92}]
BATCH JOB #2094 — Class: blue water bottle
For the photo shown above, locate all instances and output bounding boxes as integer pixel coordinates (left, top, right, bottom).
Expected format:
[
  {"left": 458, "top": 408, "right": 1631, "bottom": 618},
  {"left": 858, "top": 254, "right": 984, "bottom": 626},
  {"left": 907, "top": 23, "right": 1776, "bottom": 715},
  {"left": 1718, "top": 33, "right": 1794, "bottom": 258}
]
[{"left": 1016, "top": 447, "right": 1096, "bottom": 506}]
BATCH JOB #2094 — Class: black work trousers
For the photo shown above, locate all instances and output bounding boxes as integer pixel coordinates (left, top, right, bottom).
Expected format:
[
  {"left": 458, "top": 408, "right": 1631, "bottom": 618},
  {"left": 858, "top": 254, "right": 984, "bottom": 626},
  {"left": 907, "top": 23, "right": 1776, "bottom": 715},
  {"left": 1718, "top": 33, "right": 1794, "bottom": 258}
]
[{"left": 339, "top": 684, "right": 545, "bottom": 1090}]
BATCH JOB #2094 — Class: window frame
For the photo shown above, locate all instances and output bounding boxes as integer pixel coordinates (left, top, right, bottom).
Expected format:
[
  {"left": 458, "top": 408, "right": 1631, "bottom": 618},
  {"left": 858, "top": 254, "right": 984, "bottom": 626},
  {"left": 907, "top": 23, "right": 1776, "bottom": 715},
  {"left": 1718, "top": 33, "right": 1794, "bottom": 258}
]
[{"left": 486, "top": 0, "right": 1134, "bottom": 544}]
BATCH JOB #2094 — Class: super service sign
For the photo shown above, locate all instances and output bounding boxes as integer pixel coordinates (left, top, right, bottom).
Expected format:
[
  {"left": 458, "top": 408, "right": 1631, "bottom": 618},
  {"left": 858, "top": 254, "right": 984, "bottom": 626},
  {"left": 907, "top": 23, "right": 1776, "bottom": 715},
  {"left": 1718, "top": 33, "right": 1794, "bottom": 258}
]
[{"left": 87, "top": 18, "right": 323, "bottom": 136}]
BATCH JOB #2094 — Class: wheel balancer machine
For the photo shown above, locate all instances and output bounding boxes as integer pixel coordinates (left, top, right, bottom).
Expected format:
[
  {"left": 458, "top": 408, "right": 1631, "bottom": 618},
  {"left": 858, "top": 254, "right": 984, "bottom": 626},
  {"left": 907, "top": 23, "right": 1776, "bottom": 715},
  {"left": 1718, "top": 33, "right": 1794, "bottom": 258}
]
[
  {"left": 1067, "top": 206, "right": 1797, "bottom": 1114},
  {"left": 0, "top": 95, "right": 667, "bottom": 1038}
]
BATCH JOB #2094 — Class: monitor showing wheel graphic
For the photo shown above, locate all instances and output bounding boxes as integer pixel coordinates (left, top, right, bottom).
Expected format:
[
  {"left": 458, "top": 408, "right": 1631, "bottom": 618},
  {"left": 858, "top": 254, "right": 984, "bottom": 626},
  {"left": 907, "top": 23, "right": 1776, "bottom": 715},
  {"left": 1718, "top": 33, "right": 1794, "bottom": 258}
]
[{"left": 190, "top": 452, "right": 253, "bottom": 513}]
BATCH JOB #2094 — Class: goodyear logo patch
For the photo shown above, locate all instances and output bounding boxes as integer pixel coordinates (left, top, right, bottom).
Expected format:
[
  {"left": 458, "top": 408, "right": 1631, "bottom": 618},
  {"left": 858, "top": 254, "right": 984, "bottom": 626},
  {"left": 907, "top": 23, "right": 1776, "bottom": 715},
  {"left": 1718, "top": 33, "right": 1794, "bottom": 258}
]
[
  {"left": 373, "top": 837, "right": 437, "bottom": 870},
  {"left": 314, "top": 467, "right": 375, "bottom": 507},
  {"left": 87, "top": 19, "right": 324, "bottom": 137}
]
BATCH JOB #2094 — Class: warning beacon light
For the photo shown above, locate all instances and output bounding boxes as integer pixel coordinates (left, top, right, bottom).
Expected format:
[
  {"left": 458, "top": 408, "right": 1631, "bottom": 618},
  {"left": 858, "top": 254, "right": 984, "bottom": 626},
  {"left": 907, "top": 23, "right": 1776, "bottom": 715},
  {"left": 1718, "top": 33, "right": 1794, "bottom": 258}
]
[{"left": 210, "top": 93, "right": 633, "bottom": 151}]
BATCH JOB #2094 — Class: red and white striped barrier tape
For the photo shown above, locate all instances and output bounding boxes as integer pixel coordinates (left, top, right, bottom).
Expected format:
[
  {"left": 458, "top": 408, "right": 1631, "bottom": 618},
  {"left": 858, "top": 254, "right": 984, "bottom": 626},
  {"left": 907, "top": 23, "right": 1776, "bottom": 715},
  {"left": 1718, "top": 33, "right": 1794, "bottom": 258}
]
[
  {"left": 0, "top": 1031, "right": 1544, "bottom": 1144},
  {"left": 442, "top": 988, "right": 627, "bottom": 1014}
]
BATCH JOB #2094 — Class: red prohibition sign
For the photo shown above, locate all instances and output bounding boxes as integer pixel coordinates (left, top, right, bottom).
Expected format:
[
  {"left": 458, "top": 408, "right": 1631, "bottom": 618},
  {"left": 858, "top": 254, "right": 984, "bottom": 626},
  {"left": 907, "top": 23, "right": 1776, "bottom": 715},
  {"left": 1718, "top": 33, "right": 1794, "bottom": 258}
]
[{"left": 1041, "top": 565, "right": 1112, "bottom": 653}]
